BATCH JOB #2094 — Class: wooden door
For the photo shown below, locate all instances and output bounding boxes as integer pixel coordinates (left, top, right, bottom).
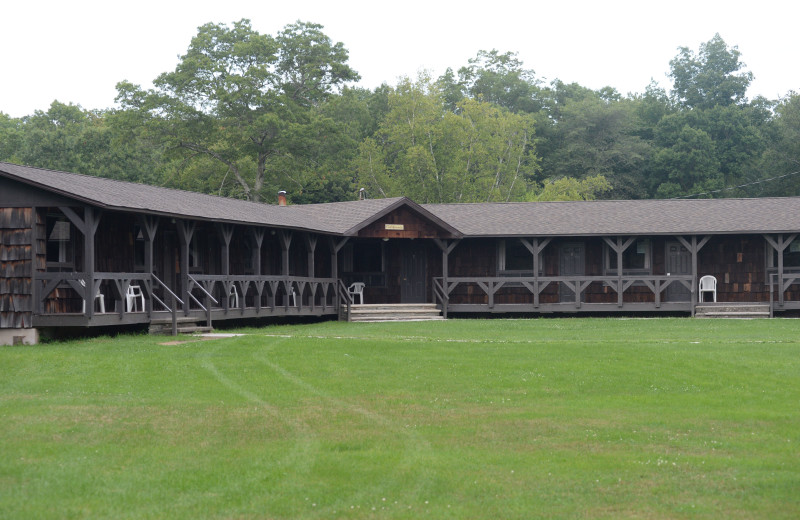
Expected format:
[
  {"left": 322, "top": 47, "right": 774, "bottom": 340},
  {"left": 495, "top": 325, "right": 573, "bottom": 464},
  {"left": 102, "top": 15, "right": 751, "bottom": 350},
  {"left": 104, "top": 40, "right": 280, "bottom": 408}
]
[
  {"left": 559, "top": 243, "right": 584, "bottom": 303},
  {"left": 401, "top": 243, "right": 427, "bottom": 303},
  {"left": 665, "top": 241, "right": 691, "bottom": 301}
]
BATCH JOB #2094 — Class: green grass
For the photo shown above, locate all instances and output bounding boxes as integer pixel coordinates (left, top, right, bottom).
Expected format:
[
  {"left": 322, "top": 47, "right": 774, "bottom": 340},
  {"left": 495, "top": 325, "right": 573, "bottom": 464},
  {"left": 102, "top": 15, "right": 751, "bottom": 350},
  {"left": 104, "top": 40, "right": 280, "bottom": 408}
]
[{"left": 2, "top": 318, "right": 799, "bottom": 519}]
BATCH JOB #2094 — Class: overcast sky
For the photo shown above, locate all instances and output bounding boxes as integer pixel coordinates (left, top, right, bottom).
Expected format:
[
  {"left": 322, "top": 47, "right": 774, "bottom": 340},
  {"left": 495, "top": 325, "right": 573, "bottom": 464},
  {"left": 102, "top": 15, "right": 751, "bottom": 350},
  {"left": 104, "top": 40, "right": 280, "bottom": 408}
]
[{"left": 1, "top": 0, "right": 797, "bottom": 118}]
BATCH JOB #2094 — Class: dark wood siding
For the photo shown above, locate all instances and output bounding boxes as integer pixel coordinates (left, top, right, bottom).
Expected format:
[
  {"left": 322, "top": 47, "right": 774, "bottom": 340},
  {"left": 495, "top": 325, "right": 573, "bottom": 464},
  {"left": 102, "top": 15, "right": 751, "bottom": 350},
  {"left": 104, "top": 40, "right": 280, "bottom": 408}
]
[
  {"left": 698, "top": 235, "right": 774, "bottom": 302},
  {"left": 0, "top": 208, "right": 33, "bottom": 327},
  {"left": 358, "top": 207, "right": 451, "bottom": 239}
]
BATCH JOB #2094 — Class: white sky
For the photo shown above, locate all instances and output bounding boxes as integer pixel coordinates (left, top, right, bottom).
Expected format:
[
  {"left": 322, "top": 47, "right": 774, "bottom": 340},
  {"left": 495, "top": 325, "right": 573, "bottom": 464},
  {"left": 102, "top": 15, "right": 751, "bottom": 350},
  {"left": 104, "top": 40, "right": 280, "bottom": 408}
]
[{"left": 1, "top": 0, "right": 797, "bottom": 118}]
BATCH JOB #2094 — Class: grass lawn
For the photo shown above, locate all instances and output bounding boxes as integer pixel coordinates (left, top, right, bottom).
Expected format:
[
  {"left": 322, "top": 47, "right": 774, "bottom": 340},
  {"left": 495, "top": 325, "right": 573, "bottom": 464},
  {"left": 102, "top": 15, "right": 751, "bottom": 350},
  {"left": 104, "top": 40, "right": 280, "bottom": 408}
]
[{"left": 1, "top": 318, "right": 799, "bottom": 519}]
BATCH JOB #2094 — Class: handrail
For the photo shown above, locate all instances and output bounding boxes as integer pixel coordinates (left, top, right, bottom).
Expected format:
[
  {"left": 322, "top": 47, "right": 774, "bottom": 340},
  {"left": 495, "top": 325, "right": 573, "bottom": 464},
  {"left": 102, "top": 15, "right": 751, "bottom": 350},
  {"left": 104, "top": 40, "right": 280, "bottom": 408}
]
[
  {"left": 187, "top": 274, "right": 220, "bottom": 305},
  {"left": 152, "top": 274, "right": 184, "bottom": 310},
  {"left": 186, "top": 274, "right": 216, "bottom": 312},
  {"left": 338, "top": 279, "right": 352, "bottom": 321},
  {"left": 770, "top": 272, "right": 775, "bottom": 318},
  {"left": 432, "top": 277, "right": 448, "bottom": 319},
  {"left": 152, "top": 274, "right": 183, "bottom": 336}
]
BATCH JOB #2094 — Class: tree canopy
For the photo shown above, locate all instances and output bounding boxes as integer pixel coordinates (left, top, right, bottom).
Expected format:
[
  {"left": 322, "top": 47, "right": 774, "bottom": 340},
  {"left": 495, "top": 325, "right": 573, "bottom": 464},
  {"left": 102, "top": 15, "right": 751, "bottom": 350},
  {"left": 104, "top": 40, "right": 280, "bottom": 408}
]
[{"left": 1, "top": 30, "right": 797, "bottom": 204}]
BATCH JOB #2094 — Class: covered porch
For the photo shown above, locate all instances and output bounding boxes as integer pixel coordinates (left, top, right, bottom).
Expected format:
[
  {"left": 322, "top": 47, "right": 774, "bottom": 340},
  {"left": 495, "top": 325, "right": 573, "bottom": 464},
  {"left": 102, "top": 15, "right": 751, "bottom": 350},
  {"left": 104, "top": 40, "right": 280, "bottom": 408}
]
[
  {"left": 32, "top": 204, "right": 342, "bottom": 331},
  {"left": 432, "top": 233, "right": 800, "bottom": 317}
]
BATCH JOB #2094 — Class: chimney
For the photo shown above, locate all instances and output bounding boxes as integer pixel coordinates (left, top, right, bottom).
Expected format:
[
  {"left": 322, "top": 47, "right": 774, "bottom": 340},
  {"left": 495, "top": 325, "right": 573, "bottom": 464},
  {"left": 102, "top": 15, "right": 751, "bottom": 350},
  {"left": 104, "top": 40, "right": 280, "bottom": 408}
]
[
  {"left": 359, "top": 188, "right": 366, "bottom": 201},
  {"left": 278, "top": 190, "right": 287, "bottom": 206}
]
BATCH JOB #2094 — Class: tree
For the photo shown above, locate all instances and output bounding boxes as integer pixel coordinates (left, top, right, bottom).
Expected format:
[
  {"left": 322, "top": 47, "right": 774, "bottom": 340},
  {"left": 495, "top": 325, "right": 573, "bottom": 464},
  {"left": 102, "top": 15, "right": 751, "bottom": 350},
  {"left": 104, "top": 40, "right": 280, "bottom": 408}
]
[
  {"left": 439, "top": 50, "right": 543, "bottom": 114},
  {"left": 669, "top": 33, "right": 753, "bottom": 110},
  {"left": 529, "top": 174, "right": 612, "bottom": 201},
  {"left": 650, "top": 119, "right": 722, "bottom": 197},
  {"left": 116, "top": 19, "right": 359, "bottom": 202},
  {"left": 758, "top": 93, "right": 800, "bottom": 196},
  {"left": 535, "top": 84, "right": 653, "bottom": 199},
  {"left": 0, "top": 101, "right": 165, "bottom": 184},
  {"left": 0, "top": 112, "right": 22, "bottom": 163},
  {"left": 355, "top": 75, "right": 538, "bottom": 203}
]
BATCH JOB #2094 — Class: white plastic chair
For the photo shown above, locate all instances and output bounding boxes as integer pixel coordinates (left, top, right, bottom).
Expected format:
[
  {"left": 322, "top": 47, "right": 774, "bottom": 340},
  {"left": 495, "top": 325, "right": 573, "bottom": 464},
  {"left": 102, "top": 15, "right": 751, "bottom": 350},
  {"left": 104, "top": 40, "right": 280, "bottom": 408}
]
[
  {"left": 348, "top": 282, "right": 365, "bottom": 305},
  {"left": 699, "top": 275, "right": 717, "bottom": 303},
  {"left": 228, "top": 284, "right": 239, "bottom": 308},
  {"left": 126, "top": 284, "right": 145, "bottom": 312},
  {"left": 80, "top": 279, "right": 105, "bottom": 314},
  {"left": 288, "top": 288, "right": 298, "bottom": 307}
]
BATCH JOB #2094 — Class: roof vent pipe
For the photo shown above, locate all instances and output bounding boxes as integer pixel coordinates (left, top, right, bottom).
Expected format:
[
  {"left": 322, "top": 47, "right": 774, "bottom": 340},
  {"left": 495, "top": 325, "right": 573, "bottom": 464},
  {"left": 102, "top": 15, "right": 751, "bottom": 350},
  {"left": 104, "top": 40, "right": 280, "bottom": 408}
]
[
  {"left": 278, "top": 190, "right": 287, "bottom": 206},
  {"left": 359, "top": 188, "right": 366, "bottom": 201}
]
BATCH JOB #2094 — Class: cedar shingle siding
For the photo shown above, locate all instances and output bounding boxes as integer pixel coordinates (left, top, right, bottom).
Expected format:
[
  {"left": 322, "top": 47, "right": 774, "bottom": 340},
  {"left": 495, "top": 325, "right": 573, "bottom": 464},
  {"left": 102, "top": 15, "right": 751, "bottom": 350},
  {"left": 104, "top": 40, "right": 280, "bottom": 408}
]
[{"left": 0, "top": 208, "right": 33, "bottom": 328}]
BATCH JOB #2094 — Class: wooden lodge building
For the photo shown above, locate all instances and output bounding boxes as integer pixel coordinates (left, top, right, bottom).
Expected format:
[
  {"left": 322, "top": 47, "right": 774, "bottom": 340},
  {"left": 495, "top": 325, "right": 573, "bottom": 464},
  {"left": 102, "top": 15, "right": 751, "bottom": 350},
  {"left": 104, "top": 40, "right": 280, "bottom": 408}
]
[{"left": 3, "top": 161, "right": 800, "bottom": 344}]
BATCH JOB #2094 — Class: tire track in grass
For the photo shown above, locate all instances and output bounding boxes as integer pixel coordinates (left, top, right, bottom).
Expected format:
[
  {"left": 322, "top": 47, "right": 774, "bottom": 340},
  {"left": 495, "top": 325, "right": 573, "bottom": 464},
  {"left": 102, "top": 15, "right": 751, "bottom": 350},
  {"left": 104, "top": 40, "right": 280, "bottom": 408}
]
[
  {"left": 251, "top": 343, "right": 436, "bottom": 513},
  {"left": 195, "top": 338, "right": 321, "bottom": 490}
]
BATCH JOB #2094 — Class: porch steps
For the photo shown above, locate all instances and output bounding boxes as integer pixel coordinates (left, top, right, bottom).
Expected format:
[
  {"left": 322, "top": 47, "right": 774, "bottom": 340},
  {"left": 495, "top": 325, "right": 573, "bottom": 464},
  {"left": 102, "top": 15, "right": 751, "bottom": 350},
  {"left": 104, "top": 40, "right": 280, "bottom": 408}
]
[
  {"left": 695, "top": 303, "right": 771, "bottom": 319},
  {"left": 348, "top": 303, "right": 444, "bottom": 322},
  {"left": 148, "top": 317, "right": 214, "bottom": 335}
]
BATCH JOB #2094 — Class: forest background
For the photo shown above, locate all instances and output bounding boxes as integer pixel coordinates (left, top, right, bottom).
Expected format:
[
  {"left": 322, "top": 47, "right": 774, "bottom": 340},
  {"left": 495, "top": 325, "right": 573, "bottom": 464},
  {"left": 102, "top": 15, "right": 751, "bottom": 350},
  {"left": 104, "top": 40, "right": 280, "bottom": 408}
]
[{"left": 1, "top": 20, "right": 798, "bottom": 204}]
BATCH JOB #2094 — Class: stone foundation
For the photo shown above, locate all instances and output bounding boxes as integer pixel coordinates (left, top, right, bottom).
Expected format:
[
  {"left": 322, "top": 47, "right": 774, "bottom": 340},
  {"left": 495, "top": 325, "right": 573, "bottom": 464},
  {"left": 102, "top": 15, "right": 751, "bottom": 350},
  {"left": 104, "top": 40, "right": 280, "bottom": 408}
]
[{"left": 0, "top": 328, "right": 39, "bottom": 346}]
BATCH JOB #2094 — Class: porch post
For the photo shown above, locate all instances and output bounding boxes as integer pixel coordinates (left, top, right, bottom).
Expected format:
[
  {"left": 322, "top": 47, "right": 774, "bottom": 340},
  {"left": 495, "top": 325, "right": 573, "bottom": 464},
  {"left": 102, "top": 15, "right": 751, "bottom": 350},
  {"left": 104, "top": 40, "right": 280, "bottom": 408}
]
[
  {"left": 83, "top": 207, "right": 99, "bottom": 318},
  {"left": 329, "top": 237, "right": 349, "bottom": 278},
  {"left": 434, "top": 238, "right": 460, "bottom": 319},
  {"left": 691, "top": 236, "right": 698, "bottom": 314},
  {"left": 676, "top": 235, "right": 711, "bottom": 316},
  {"left": 602, "top": 236, "right": 635, "bottom": 308},
  {"left": 279, "top": 231, "right": 292, "bottom": 309},
  {"left": 218, "top": 224, "right": 233, "bottom": 311},
  {"left": 616, "top": 238, "right": 623, "bottom": 307},
  {"left": 140, "top": 215, "right": 159, "bottom": 314},
  {"left": 250, "top": 229, "right": 265, "bottom": 312},
  {"left": 251, "top": 228, "right": 264, "bottom": 277},
  {"left": 60, "top": 205, "right": 101, "bottom": 317},
  {"left": 176, "top": 220, "right": 195, "bottom": 315},
  {"left": 305, "top": 234, "right": 317, "bottom": 278},
  {"left": 218, "top": 224, "right": 233, "bottom": 277},
  {"left": 279, "top": 231, "right": 292, "bottom": 276},
  {"left": 521, "top": 237, "right": 550, "bottom": 308},
  {"left": 764, "top": 234, "right": 797, "bottom": 308}
]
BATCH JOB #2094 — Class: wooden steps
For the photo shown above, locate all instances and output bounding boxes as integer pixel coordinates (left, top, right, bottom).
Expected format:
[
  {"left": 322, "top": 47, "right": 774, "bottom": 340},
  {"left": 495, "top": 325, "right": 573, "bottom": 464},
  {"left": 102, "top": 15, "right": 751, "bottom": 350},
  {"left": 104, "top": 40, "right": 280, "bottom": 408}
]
[
  {"left": 348, "top": 303, "right": 444, "bottom": 323},
  {"left": 149, "top": 317, "right": 214, "bottom": 335},
  {"left": 695, "top": 303, "right": 770, "bottom": 319}
]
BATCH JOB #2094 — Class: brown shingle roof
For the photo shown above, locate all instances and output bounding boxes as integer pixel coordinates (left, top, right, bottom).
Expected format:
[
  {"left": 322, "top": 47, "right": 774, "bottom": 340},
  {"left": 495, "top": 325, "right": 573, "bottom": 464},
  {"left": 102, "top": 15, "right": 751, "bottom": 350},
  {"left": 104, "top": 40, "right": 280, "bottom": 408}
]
[
  {"left": 4, "top": 162, "right": 800, "bottom": 237},
  {"left": 0, "top": 162, "right": 443, "bottom": 235},
  {"left": 422, "top": 198, "right": 800, "bottom": 236}
]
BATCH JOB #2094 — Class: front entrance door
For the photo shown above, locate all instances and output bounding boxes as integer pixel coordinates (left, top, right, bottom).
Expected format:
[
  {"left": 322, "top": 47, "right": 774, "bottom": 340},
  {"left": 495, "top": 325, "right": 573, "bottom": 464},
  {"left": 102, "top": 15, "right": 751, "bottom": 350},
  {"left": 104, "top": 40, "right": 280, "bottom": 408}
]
[
  {"left": 559, "top": 243, "right": 584, "bottom": 303},
  {"left": 401, "top": 243, "right": 427, "bottom": 303},
  {"left": 665, "top": 241, "right": 691, "bottom": 301}
]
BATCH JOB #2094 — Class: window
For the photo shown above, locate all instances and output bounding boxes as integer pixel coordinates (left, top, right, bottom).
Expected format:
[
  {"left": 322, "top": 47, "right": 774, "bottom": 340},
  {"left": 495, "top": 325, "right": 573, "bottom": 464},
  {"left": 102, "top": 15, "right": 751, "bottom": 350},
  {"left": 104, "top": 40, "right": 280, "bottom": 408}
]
[
  {"left": 605, "top": 239, "right": 651, "bottom": 274},
  {"left": 188, "top": 236, "right": 202, "bottom": 271},
  {"left": 46, "top": 216, "right": 74, "bottom": 271},
  {"left": 341, "top": 241, "right": 386, "bottom": 286},
  {"left": 768, "top": 238, "right": 800, "bottom": 270},
  {"left": 133, "top": 226, "right": 146, "bottom": 271},
  {"left": 498, "top": 239, "right": 542, "bottom": 275}
]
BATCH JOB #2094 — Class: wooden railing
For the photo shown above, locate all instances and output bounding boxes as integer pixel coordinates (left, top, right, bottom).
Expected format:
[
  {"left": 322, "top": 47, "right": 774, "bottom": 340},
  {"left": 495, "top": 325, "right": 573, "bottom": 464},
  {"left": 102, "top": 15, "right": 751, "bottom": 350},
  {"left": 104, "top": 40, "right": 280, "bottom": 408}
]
[
  {"left": 186, "top": 274, "right": 218, "bottom": 327},
  {"left": 34, "top": 272, "right": 340, "bottom": 324},
  {"left": 338, "top": 278, "right": 353, "bottom": 321},
  {"left": 35, "top": 271, "right": 154, "bottom": 318},
  {"left": 432, "top": 277, "right": 448, "bottom": 319},
  {"left": 186, "top": 274, "right": 339, "bottom": 315},
  {"left": 768, "top": 272, "right": 800, "bottom": 314},
  {"left": 152, "top": 274, "right": 184, "bottom": 335},
  {"left": 433, "top": 274, "right": 695, "bottom": 314}
]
